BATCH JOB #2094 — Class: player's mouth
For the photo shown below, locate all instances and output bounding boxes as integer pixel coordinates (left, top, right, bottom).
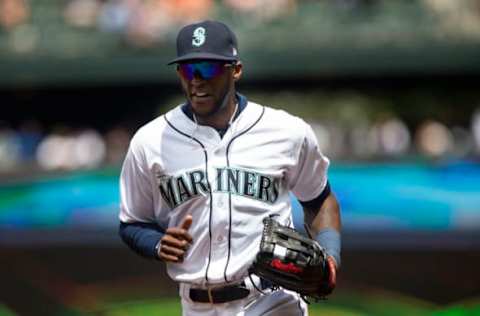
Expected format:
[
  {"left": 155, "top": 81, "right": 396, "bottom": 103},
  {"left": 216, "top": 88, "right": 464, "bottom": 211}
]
[{"left": 191, "top": 92, "right": 211, "bottom": 101}]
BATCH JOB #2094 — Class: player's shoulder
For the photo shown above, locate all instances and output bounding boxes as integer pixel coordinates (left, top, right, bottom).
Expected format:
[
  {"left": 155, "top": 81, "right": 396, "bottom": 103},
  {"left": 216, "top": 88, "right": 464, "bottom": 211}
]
[
  {"left": 132, "top": 116, "right": 165, "bottom": 142},
  {"left": 251, "top": 101, "right": 310, "bottom": 137},
  {"left": 128, "top": 108, "right": 175, "bottom": 149},
  {"left": 265, "top": 106, "right": 306, "bottom": 126}
]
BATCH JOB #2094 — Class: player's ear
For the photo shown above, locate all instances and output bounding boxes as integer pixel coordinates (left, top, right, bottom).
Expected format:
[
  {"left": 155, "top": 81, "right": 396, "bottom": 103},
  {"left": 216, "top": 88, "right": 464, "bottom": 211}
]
[
  {"left": 232, "top": 61, "right": 242, "bottom": 82},
  {"left": 175, "top": 65, "right": 181, "bottom": 78}
]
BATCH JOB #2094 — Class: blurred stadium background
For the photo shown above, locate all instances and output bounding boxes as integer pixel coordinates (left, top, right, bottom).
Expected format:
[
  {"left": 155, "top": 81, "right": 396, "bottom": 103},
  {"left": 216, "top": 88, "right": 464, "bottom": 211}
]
[{"left": 1, "top": 0, "right": 480, "bottom": 315}]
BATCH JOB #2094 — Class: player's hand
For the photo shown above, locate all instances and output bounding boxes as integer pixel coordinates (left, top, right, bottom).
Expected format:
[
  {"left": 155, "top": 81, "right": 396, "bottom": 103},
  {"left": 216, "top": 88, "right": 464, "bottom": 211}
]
[{"left": 158, "top": 215, "right": 193, "bottom": 263}]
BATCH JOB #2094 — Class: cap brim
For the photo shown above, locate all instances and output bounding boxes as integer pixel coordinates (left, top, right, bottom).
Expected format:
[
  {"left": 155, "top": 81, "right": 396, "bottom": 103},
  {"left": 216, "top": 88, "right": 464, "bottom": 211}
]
[{"left": 167, "top": 52, "right": 238, "bottom": 65}]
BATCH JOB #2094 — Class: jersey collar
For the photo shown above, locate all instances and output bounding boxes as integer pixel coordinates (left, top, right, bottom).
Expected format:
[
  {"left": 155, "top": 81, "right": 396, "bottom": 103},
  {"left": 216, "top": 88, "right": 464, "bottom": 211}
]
[{"left": 165, "top": 95, "right": 263, "bottom": 145}]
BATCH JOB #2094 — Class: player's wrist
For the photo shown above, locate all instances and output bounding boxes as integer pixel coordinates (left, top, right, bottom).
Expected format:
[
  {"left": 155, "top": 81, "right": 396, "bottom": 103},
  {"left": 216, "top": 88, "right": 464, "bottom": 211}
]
[
  {"left": 316, "top": 228, "right": 341, "bottom": 269},
  {"left": 154, "top": 239, "right": 162, "bottom": 260}
]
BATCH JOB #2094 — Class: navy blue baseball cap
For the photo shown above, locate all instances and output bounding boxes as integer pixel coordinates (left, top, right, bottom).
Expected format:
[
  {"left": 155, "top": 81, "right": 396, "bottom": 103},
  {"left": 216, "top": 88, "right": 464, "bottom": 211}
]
[{"left": 168, "top": 20, "right": 239, "bottom": 65}]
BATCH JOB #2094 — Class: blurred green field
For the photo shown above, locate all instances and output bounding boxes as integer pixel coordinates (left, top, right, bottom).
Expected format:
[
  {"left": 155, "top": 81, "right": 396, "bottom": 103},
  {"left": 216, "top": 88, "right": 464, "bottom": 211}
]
[
  {"left": 2, "top": 246, "right": 478, "bottom": 316},
  {"left": 84, "top": 295, "right": 480, "bottom": 316},
  {"left": 101, "top": 298, "right": 480, "bottom": 316},
  {"left": 2, "top": 291, "right": 478, "bottom": 316}
]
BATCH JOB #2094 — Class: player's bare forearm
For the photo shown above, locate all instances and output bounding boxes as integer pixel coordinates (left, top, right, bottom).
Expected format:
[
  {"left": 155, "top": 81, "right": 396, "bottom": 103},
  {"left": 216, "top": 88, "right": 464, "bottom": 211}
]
[
  {"left": 304, "top": 193, "right": 341, "bottom": 235},
  {"left": 304, "top": 192, "right": 341, "bottom": 293},
  {"left": 302, "top": 192, "right": 341, "bottom": 292}
]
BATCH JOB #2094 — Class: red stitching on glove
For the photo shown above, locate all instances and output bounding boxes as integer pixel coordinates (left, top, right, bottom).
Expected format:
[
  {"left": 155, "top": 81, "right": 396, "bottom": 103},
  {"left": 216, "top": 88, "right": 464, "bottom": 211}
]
[{"left": 270, "top": 259, "right": 303, "bottom": 274}]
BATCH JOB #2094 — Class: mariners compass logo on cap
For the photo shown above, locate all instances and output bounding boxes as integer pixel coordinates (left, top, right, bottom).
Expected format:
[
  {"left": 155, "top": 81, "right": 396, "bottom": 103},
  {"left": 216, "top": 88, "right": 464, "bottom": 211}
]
[
  {"left": 192, "top": 27, "right": 206, "bottom": 47},
  {"left": 168, "top": 20, "right": 239, "bottom": 65}
]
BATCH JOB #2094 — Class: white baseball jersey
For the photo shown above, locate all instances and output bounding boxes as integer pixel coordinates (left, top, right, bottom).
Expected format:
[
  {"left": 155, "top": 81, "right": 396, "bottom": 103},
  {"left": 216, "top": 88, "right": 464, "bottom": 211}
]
[{"left": 119, "top": 100, "right": 330, "bottom": 287}]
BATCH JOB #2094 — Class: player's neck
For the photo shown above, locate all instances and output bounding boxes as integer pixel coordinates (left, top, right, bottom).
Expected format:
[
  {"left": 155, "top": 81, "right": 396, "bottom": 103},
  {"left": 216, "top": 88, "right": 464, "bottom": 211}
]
[{"left": 194, "top": 98, "right": 238, "bottom": 130}]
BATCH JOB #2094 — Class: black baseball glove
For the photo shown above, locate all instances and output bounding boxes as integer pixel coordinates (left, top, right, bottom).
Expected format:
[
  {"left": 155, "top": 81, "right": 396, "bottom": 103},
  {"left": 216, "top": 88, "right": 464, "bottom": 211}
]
[{"left": 249, "top": 216, "right": 334, "bottom": 301}]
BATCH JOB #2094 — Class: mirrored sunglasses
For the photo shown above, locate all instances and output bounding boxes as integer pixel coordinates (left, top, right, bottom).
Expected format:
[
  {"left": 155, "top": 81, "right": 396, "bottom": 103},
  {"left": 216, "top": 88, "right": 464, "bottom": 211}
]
[{"left": 177, "top": 61, "right": 232, "bottom": 81}]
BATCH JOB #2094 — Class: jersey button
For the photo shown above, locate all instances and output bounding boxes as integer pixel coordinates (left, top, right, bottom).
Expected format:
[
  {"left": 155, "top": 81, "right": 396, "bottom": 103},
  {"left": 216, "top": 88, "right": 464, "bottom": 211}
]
[{"left": 217, "top": 236, "right": 224, "bottom": 242}]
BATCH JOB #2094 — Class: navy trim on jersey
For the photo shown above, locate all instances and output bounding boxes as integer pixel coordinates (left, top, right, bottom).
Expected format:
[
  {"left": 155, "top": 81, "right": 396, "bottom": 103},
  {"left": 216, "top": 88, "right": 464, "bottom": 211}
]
[
  {"left": 164, "top": 116, "right": 214, "bottom": 283},
  {"left": 299, "top": 181, "right": 331, "bottom": 210},
  {"left": 118, "top": 221, "right": 165, "bottom": 259},
  {"left": 181, "top": 92, "right": 247, "bottom": 138},
  {"left": 223, "top": 106, "right": 265, "bottom": 282}
]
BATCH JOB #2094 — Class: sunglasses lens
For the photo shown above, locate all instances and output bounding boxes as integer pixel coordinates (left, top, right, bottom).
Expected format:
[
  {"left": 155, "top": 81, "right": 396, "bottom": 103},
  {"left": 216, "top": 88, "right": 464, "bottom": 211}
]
[
  {"left": 178, "top": 63, "right": 195, "bottom": 80},
  {"left": 196, "top": 62, "right": 224, "bottom": 80},
  {"left": 179, "top": 62, "right": 226, "bottom": 80}
]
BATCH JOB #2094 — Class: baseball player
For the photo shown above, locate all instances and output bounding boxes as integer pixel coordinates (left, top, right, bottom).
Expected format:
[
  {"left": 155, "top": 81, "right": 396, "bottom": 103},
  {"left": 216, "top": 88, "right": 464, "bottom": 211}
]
[{"left": 119, "top": 20, "right": 341, "bottom": 316}]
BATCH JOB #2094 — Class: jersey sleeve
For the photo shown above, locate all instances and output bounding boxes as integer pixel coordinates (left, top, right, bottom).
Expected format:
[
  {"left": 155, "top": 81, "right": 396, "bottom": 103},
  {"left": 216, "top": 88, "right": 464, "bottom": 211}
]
[
  {"left": 288, "top": 121, "right": 330, "bottom": 202},
  {"left": 119, "top": 135, "right": 156, "bottom": 223}
]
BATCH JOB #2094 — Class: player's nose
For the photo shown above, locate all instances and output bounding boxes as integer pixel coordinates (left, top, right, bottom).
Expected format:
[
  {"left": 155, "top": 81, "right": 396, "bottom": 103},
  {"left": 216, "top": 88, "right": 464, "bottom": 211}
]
[
  {"left": 191, "top": 69, "right": 206, "bottom": 81},
  {"left": 190, "top": 74, "right": 206, "bottom": 86}
]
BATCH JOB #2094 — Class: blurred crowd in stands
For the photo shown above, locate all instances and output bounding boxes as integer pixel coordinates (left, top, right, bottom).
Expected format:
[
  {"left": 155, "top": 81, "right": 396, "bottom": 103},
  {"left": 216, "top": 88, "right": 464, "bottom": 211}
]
[
  {"left": 1, "top": 110, "right": 480, "bottom": 175},
  {"left": 1, "top": 0, "right": 480, "bottom": 52},
  {"left": 0, "top": 0, "right": 296, "bottom": 50},
  {"left": 0, "top": 121, "right": 131, "bottom": 174},
  {"left": 1, "top": 0, "right": 480, "bottom": 175},
  {"left": 309, "top": 111, "right": 480, "bottom": 161}
]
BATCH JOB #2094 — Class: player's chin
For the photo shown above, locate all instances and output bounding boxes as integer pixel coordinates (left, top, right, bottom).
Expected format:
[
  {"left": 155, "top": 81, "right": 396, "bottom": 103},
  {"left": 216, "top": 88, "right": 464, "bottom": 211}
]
[{"left": 191, "top": 100, "right": 216, "bottom": 116}]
